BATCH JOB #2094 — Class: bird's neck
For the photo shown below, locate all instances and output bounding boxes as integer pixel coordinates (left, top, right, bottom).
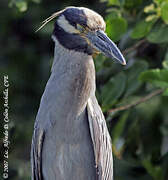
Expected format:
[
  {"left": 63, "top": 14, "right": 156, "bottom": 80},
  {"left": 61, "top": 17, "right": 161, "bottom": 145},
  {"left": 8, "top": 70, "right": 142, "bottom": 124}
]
[
  {"left": 51, "top": 35, "right": 90, "bottom": 73},
  {"left": 48, "top": 36, "right": 96, "bottom": 115},
  {"left": 51, "top": 36, "right": 95, "bottom": 80}
]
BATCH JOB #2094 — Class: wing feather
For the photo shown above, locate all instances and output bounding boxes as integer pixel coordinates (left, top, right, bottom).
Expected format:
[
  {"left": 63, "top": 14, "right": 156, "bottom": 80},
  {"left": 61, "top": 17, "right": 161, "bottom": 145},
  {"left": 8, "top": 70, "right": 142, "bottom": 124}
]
[
  {"left": 87, "top": 96, "right": 113, "bottom": 180},
  {"left": 31, "top": 128, "right": 45, "bottom": 180}
]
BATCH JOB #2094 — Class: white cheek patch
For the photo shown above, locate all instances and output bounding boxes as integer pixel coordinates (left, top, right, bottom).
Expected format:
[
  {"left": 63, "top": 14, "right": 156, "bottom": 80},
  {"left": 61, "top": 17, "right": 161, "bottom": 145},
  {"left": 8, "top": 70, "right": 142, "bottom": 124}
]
[{"left": 57, "top": 15, "right": 79, "bottom": 34}]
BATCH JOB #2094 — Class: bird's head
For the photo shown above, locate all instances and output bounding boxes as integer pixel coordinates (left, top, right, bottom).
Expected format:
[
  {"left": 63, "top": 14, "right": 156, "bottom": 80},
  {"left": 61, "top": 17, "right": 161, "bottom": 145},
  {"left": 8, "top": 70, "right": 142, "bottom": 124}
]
[{"left": 37, "top": 7, "right": 126, "bottom": 65}]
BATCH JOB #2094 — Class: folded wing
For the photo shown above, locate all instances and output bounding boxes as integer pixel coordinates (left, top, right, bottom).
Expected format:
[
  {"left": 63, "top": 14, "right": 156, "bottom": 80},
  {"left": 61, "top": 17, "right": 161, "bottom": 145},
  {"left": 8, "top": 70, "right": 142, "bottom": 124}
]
[{"left": 87, "top": 96, "right": 113, "bottom": 180}]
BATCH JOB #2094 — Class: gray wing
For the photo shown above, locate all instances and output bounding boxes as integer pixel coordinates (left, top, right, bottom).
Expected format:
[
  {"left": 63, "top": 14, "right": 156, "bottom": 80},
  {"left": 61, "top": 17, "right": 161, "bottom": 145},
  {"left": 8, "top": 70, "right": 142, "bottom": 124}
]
[
  {"left": 31, "top": 127, "right": 45, "bottom": 180},
  {"left": 87, "top": 96, "right": 113, "bottom": 180}
]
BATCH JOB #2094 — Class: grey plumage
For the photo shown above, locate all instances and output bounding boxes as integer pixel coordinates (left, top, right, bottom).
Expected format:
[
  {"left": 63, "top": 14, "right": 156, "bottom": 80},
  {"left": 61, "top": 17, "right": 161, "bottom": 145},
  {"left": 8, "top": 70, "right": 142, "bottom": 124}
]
[{"left": 31, "top": 7, "right": 126, "bottom": 180}]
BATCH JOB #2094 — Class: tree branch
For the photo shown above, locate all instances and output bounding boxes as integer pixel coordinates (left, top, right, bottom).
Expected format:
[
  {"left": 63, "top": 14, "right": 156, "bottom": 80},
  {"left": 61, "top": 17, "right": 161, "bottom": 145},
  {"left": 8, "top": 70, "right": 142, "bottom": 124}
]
[
  {"left": 122, "top": 39, "right": 146, "bottom": 55},
  {"left": 108, "top": 89, "right": 163, "bottom": 114}
]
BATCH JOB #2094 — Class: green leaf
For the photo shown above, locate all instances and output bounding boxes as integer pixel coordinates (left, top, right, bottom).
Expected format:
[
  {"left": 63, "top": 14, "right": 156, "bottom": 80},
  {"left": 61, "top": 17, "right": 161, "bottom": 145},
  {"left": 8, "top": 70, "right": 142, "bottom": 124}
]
[
  {"left": 163, "top": 88, "right": 168, "bottom": 96},
  {"left": 154, "top": 0, "right": 168, "bottom": 5},
  {"left": 161, "top": 2, "right": 168, "bottom": 24},
  {"left": 162, "top": 60, "right": 168, "bottom": 69},
  {"left": 125, "top": 61, "right": 148, "bottom": 97},
  {"left": 131, "top": 20, "right": 154, "bottom": 39},
  {"left": 142, "top": 157, "right": 164, "bottom": 180},
  {"left": 144, "top": 3, "right": 156, "bottom": 13},
  {"left": 139, "top": 69, "right": 168, "bottom": 88},
  {"left": 112, "top": 111, "right": 129, "bottom": 145},
  {"left": 100, "top": 0, "right": 120, "bottom": 5},
  {"left": 15, "top": 0, "right": 27, "bottom": 12},
  {"left": 101, "top": 72, "right": 126, "bottom": 111},
  {"left": 145, "top": 14, "right": 158, "bottom": 22},
  {"left": 108, "top": 0, "right": 120, "bottom": 5},
  {"left": 106, "top": 17, "right": 127, "bottom": 42},
  {"left": 162, "top": 51, "right": 168, "bottom": 70},
  {"left": 147, "top": 23, "right": 168, "bottom": 43}
]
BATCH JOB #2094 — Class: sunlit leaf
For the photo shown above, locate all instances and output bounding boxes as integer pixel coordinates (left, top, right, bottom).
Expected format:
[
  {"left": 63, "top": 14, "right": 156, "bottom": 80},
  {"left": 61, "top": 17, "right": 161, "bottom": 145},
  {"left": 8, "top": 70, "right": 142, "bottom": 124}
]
[
  {"left": 131, "top": 20, "right": 154, "bottom": 39},
  {"left": 108, "top": 0, "right": 120, "bottom": 5},
  {"left": 153, "top": 0, "right": 168, "bottom": 6},
  {"left": 162, "top": 60, "right": 168, "bottom": 69},
  {"left": 144, "top": 3, "right": 155, "bottom": 13},
  {"left": 161, "top": 2, "right": 168, "bottom": 24},
  {"left": 100, "top": 0, "right": 120, "bottom": 5},
  {"left": 145, "top": 15, "right": 158, "bottom": 22},
  {"left": 163, "top": 88, "right": 168, "bottom": 96},
  {"left": 15, "top": 0, "right": 27, "bottom": 12},
  {"left": 154, "top": 0, "right": 168, "bottom": 5},
  {"left": 106, "top": 17, "right": 127, "bottom": 42},
  {"left": 139, "top": 69, "right": 168, "bottom": 88}
]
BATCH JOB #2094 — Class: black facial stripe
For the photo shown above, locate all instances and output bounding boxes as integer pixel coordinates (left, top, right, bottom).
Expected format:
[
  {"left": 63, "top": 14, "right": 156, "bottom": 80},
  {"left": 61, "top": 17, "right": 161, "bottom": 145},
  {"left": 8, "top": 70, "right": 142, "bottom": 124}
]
[
  {"left": 53, "top": 22, "right": 93, "bottom": 55},
  {"left": 63, "top": 8, "right": 87, "bottom": 29},
  {"left": 63, "top": 14, "right": 77, "bottom": 29}
]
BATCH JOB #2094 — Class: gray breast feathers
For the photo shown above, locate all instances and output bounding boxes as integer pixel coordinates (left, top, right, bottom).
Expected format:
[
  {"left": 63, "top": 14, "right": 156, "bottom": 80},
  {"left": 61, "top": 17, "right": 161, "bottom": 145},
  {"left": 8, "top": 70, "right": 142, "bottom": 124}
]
[
  {"left": 31, "top": 95, "right": 113, "bottom": 180},
  {"left": 87, "top": 95, "right": 113, "bottom": 180}
]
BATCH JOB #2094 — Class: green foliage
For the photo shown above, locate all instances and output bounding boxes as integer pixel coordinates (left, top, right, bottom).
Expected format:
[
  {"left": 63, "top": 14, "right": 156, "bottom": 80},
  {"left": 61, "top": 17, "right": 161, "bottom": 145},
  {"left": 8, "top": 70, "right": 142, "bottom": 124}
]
[
  {"left": 139, "top": 49, "right": 168, "bottom": 96},
  {"left": 124, "top": 61, "right": 148, "bottom": 97},
  {"left": 147, "top": 23, "right": 168, "bottom": 43},
  {"left": 15, "top": 1, "right": 27, "bottom": 12},
  {"left": 106, "top": 17, "right": 127, "bottom": 42},
  {"left": 100, "top": 0, "right": 120, "bottom": 5},
  {"left": 112, "top": 111, "right": 129, "bottom": 146},
  {"left": 98, "top": 0, "right": 168, "bottom": 179},
  {"left": 140, "top": 69, "right": 168, "bottom": 88},
  {"left": 101, "top": 72, "right": 126, "bottom": 111},
  {"left": 142, "top": 157, "right": 164, "bottom": 180},
  {"left": 161, "top": 2, "right": 168, "bottom": 24},
  {"left": 124, "top": 0, "right": 143, "bottom": 9},
  {"left": 131, "top": 20, "right": 154, "bottom": 39},
  {"left": 140, "top": 69, "right": 168, "bottom": 95}
]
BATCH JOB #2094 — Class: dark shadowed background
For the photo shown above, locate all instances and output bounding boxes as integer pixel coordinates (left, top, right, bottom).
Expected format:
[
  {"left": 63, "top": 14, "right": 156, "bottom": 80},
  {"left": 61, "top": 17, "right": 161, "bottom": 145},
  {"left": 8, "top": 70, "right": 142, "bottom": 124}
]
[{"left": 1, "top": 0, "right": 168, "bottom": 179}]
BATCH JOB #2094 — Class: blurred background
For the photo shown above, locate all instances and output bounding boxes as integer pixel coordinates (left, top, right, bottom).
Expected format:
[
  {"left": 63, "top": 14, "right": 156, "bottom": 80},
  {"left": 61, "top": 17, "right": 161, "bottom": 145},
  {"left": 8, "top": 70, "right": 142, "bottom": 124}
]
[{"left": 1, "top": 0, "right": 168, "bottom": 179}]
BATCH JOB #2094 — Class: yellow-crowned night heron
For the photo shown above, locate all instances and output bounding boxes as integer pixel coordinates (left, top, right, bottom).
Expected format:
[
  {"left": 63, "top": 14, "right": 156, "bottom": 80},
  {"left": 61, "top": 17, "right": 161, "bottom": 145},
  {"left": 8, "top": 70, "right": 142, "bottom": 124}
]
[{"left": 31, "top": 6, "right": 126, "bottom": 180}]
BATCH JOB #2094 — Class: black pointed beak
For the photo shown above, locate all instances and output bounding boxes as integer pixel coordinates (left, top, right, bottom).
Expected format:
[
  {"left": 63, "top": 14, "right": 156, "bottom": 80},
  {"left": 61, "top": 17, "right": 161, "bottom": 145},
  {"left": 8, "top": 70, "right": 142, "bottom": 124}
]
[{"left": 87, "top": 30, "right": 126, "bottom": 65}]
